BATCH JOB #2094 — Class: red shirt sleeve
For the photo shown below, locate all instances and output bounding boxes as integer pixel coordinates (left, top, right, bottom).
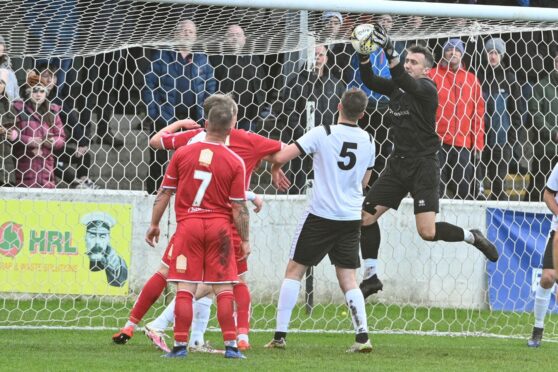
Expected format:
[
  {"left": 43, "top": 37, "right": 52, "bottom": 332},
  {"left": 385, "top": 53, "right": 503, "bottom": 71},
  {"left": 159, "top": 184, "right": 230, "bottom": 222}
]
[
  {"left": 248, "top": 132, "right": 283, "bottom": 159},
  {"left": 228, "top": 152, "right": 247, "bottom": 201},
  {"left": 161, "top": 130, "right": 203, "bottom": 150},
  {"left": 161, "top": 150, "right": 180, "bottom": 189}
]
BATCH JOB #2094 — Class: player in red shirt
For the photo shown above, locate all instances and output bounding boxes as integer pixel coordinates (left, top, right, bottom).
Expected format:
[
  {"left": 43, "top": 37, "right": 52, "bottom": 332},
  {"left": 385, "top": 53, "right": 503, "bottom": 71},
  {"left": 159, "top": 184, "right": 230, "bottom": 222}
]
[
  {"left": 148, "top": 101, "right": 249, "bottom": 358},
  {"left": 112, "top": 95, "right": 284, "bottom": 352},
  {"left": 147, "top": 95, "right": 284, "bottom": 351}
]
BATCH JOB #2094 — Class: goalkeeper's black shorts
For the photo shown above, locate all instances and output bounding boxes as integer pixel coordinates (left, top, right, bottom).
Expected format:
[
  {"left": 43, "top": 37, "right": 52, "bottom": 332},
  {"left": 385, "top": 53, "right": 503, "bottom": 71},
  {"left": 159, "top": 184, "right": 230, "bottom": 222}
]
[{"left": 363, "top": 155, "right": 440, "bottom": 215}]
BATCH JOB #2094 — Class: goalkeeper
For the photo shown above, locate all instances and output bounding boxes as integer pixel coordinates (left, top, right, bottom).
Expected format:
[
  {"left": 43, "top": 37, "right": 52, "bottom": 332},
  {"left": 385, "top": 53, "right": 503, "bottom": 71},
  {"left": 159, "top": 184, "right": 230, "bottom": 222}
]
[{"left": 357, "top": 25, "right": 499, "bottom": 299}]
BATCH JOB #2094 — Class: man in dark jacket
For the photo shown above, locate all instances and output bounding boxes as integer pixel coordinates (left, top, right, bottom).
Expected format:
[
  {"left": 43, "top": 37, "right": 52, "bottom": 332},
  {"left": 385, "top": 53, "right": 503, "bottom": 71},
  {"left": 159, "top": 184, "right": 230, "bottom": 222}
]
[
  {"left": 142, "top": 19, "right": 216, "bottom": 194},
  {"left": 478, "top": 37, "right": 524, "bottom": 200},
  {"left": 279, "top": 44, "right": 346, "bottom": 193},
  {"left": 209, "top": 24, "right": 269, "bottom": 132}
]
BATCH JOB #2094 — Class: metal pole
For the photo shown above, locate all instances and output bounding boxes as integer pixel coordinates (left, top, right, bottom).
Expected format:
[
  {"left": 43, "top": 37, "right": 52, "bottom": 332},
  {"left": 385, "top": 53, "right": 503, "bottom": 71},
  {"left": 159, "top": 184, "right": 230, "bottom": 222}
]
[{"left": 140, "top": 0, "right": 558, "bottom": 23}]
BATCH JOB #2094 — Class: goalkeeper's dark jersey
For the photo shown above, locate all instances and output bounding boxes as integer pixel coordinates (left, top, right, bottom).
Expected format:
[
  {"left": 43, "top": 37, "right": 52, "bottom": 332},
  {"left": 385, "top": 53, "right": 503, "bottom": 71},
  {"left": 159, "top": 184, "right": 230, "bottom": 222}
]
[{"left": 360, "top": 61, "right": 440, "bottom": 157}]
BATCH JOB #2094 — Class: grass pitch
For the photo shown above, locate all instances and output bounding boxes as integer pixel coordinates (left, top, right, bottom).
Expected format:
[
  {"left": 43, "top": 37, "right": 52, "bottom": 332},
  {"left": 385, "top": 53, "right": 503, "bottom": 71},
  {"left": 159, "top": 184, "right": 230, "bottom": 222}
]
[
  {"left": 2, "top": 300, "right": 557, "bottom": 370},
  {"left": 1, "top": 329, "right": 555, "bottom": 371}
]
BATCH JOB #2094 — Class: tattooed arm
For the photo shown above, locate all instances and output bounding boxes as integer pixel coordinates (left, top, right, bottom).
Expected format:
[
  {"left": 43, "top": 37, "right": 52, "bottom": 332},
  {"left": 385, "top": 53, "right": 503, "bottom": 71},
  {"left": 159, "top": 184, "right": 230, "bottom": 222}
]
[
  {"left": 232, "top": 200, "right": 251, "bottom": 259},
  {"left": 145, "top": 188, "right": 174, "bottom": 247}
]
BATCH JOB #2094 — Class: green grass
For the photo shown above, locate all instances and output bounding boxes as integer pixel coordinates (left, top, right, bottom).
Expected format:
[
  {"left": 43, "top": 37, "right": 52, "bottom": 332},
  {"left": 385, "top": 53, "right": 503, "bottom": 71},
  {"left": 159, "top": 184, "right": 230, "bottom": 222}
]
[
  {"left": 2, "top": 298, "right": 558, "bottom": 340},
  {"left": 2, "top": 299, "right": 558, "bottom": 370},
  {"left": 0, "top": 329, "right": 555, "bottom": 371}
]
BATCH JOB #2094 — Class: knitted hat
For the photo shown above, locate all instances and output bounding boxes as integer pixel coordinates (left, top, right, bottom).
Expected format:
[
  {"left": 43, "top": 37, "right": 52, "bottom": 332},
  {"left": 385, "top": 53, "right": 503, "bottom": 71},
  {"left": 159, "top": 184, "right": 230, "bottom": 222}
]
[
  {"left": 443, "top": 39, "right": 465, "bottom": 54},
  {"left": 485, "top": 38, "right": 506, "bottom": 55},
  {"left": 25, "top": 70, "right": 50, "bottom": 96},
  {"left": 322, "top": 11, "right": 343, "bottom": 25}
]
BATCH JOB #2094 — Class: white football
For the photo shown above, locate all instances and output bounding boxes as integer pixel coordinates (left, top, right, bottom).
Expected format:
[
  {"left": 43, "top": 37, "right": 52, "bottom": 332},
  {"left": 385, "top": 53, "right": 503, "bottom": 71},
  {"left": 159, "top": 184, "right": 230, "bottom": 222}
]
[{"left": 351, "top": 23, "right": 379, "bottom": 55}]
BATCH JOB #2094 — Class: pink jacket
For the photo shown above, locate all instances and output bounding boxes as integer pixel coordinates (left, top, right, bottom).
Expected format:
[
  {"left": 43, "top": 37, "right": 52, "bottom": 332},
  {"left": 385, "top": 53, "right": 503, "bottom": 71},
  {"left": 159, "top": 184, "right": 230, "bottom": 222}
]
[
  {"left": 11, "top": 100, "right": 66, "bottom": 188},
  {"left": 428, "top": 64, "right": 485, "bottom": 152}
]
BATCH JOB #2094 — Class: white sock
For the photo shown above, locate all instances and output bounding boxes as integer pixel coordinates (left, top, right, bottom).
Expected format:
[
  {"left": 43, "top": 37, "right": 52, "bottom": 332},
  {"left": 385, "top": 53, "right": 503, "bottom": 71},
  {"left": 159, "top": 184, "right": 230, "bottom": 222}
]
[
  {"left": 190, "top": 296, "right": 213, "bottom": 346},
  {"left": 363, "top": 259, "right": 377, "bottom": 280},
  {"left": 464, "top": 230, "right": 475, "bottom": 244},
  {"left": 237, "top": 333, "right": 249, "bottom": 343},
  {"left": 534, "top": 285, "right": 552, "bottom": 328},
  {"left": 124, "top": 320, "right": 137, "bottom": 329},
  {"left": 149, "top": 297, "right": 176, "bottom": 330},
  {"left": 224, "top": 340, "right": 237, "bottom": 348},
  {"left": 345, "top": 288, "right": 368, "bottom": 335},
  {"left": 276, "top": 278, "right": 301, "bottom": 333}
]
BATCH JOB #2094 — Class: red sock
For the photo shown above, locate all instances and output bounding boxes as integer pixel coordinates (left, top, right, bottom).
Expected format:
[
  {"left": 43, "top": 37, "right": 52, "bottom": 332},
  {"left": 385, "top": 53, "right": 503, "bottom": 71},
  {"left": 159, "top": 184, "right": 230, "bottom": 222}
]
[
  {"left": 233, "top": 283, "right": 251, "bottom": 335},
  {"left": 216, "top": 290, "right": 236, "bottom": 342},
  {"left": 129, "top": 272, "right": 167, "bottom": 324},
  {"left": 174, "top": 290, "right": 193, "bottom": 343}
]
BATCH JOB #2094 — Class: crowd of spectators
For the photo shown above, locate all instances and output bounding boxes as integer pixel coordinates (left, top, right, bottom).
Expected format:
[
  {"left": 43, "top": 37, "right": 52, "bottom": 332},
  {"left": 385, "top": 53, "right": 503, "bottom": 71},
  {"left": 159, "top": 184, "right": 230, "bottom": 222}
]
[{"left": 0, "top": 5, "right": 557, "bottom": 202}]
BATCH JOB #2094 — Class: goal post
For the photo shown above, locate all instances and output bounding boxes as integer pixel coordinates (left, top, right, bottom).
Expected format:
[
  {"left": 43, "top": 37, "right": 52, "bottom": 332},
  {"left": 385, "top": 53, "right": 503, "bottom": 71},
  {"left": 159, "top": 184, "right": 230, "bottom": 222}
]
[{"left": 1, "top": 0, "right": 558, "bottom": 342}]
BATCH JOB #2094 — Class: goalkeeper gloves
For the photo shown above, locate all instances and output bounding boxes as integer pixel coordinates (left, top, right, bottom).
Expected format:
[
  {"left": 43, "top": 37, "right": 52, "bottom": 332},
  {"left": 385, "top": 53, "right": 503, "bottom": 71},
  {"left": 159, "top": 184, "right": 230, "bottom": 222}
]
[{"left": 372, "top": 24, "right": 400, "bottom": 63}]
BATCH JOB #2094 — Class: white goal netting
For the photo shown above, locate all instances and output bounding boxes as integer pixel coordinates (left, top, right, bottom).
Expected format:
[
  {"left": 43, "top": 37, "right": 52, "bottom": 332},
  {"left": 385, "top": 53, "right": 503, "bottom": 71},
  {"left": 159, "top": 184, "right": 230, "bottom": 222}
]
[{"left": 1, "top": 0, "right": 558, "bottom": 341}]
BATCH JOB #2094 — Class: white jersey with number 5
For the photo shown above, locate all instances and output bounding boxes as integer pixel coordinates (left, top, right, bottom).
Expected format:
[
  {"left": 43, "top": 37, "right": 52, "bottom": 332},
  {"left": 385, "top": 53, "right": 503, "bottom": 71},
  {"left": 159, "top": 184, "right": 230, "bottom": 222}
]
[
  {"left": 295, "top": 123, "right": 375, "bottom": 221},
  {"left": 546, "top": 163, "right": 558, "bottom": 230}
]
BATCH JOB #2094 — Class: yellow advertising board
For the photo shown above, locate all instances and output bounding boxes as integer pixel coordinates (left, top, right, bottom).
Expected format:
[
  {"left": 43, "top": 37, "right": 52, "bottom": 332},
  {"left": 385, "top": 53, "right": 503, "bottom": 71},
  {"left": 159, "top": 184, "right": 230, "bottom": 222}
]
[{"left": 0, "top": 199, "right": 132, "bottom": 296}]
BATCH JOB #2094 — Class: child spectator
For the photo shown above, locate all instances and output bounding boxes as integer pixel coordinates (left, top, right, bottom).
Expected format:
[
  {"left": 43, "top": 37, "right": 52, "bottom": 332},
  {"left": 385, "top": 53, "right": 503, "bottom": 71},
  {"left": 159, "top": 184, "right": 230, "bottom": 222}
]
[{"left": 10, "top": 72, "right": 65, "bottom": 188}]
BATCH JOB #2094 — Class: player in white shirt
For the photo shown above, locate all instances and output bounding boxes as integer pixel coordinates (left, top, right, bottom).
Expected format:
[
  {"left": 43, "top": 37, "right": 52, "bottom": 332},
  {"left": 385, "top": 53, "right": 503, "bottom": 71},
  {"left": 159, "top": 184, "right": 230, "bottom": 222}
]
[
  {"left": 527, "top": 163, "right": 558, "bottom": 347},
  {"left": 264, "top": 88, "right": 376, "bottom": 353}
]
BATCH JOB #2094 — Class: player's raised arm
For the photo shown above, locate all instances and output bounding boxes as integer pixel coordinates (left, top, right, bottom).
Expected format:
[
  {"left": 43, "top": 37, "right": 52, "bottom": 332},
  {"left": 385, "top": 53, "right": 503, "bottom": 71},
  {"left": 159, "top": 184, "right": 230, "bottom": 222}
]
[
  {"left": 148, "top": 118, "right": 201, "bottom": 149},
  {"left": 269, "top": 144, "right": 302, "bottom": 191}
]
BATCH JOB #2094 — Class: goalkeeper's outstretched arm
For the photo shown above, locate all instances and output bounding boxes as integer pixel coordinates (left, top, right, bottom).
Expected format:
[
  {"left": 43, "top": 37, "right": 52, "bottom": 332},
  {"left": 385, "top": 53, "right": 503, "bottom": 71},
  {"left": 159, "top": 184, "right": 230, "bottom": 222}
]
[{"left": 358, "top": 56, "right": 396, "bottom": 96}]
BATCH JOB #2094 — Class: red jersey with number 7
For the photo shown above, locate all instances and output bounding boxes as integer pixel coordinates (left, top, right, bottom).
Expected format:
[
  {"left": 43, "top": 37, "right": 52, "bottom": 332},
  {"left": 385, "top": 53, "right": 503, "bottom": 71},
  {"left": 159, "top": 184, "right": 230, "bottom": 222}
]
[
  {"left": 161, "top": 140, "right": 246, "bottom": 222},
  {"left": 161, "top": 128, "right": 282, "bottom": 188}
]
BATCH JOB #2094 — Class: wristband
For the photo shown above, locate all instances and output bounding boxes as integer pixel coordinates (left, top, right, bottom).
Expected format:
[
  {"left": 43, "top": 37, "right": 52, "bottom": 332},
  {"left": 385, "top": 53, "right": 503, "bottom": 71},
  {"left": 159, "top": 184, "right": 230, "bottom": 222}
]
[{"left": 245, "top": 191, "right": 257, "bottom": 201}]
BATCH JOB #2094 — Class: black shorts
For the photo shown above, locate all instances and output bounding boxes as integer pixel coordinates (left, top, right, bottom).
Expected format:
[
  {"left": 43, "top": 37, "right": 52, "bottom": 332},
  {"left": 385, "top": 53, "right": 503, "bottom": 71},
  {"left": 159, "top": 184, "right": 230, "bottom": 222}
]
[
  {"left": 290, "top": 212, "right": 361, "bottom": 269},
  {"left": 363, "top": 155, "right": 440, "bottom": 215},
  {"left": 542, "top": 230, "right": 555, "bottom": 269}
]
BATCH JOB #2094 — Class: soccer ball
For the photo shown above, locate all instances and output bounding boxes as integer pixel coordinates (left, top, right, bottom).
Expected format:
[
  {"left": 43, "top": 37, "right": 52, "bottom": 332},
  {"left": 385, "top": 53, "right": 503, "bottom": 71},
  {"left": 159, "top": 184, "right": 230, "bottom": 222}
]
[{"left": 351, "top": 24, "right": 379, "bottom": 55}]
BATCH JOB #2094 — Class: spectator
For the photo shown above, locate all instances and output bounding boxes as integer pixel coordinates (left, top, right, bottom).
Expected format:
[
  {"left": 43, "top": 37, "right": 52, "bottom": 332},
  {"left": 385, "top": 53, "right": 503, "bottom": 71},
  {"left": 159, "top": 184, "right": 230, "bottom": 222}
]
[
  {"left": 209, "top": 24, "right": 270, "bottom": 132},
  {"left": 429, "top": 38, "right": 485, "bottom": 199},
  {"left": 24, "top": 65, "right": 97, "bottom": 189},
  {"left": 525, "top": 50, "right": 558, "bottom": 201},
  {"left": 477, "top": 38, "right": 524, "bottom": 200},
  {"left": 279, "top": 44, "right": 346, "bottom": 193},
  {"left": 142, "top": 19, "right": 217, "bottom": 194},
  {"left": 0, "top": 35, "right": 20, "bottom": 102},
  {"left": 320, "top": 11, "right": 354, "bottom": 85},
  {"left": 393, "top": 16, "right": 428, "bottom": 63},
  {"left": 348, "top": 33, "right": 391, "bottom": 184},
  {"left": 10, "top": 73, "right": 66, "bottom": 188},
  {"left": 39, "top": 66, "right": 98, "bottom": 189}
]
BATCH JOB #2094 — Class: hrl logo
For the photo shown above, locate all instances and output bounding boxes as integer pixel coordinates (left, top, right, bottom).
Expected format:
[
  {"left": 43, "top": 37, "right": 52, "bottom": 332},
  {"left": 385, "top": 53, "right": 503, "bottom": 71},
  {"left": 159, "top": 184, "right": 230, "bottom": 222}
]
[{"left": 0, "top": 221, "right": 24, "bottom": 257}]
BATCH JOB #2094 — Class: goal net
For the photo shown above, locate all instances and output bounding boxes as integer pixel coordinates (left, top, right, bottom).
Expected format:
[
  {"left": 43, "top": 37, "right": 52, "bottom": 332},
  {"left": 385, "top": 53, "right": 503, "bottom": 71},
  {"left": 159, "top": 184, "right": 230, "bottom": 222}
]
[{"left": 1, "top": 0, "right": 558, "bottom": 341}]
